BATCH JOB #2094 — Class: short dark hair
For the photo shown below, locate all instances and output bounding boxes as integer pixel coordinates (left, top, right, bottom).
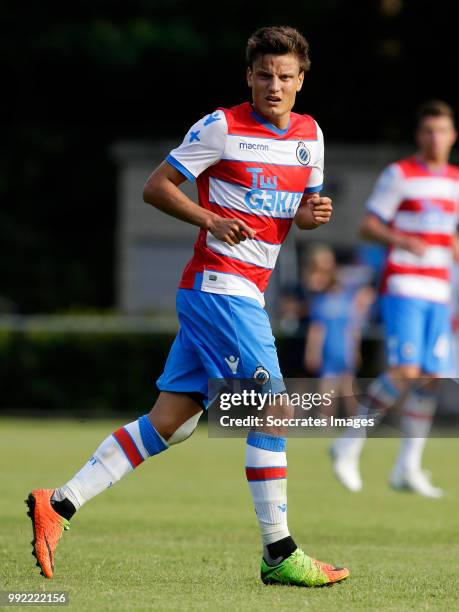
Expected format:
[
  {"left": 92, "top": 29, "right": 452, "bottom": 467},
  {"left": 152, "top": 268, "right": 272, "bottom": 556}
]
[
  {"left": 416, "top": 100, "right": 455, "bottom": 128},
  {"left": 246, "top": 26, "right": 311, "bottom": 73}
]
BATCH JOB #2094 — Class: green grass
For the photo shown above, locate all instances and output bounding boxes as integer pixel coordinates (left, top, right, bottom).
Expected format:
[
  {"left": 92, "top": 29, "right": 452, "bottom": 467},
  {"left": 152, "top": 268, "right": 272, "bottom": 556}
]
[{"left": 0, "top": 418, "right": 458, "bottom": 610}]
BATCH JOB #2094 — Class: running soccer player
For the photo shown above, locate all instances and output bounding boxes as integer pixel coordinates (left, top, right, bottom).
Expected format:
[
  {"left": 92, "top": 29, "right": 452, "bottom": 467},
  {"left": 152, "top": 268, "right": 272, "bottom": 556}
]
[
  {"left": 26, "top": 26, "right": 349, "bottom": 586},
  {"left": 331, "top": 101, "right": 459, "bottom": 497}
]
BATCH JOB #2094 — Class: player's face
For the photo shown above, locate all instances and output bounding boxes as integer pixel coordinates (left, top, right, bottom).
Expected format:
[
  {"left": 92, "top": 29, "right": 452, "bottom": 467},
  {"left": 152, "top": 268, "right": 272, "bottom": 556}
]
[
  {"left": 416, "top": 115, "right": 457, "bottom": 162},
  {"left": 247, "top": 54, "right": 304, "bottom": 129}
]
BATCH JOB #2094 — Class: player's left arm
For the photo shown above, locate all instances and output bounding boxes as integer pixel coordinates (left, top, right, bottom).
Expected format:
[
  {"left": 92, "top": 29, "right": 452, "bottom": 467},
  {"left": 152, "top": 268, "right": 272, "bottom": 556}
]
[
  {"left": 294, "top": 192, "right": 333, "bottom": 229},
  {"left": 453, "top": 232, "right": 459, "bottom": 261},
  {"left": 295, "top": 121, "right": 330, "bottom": 229}
]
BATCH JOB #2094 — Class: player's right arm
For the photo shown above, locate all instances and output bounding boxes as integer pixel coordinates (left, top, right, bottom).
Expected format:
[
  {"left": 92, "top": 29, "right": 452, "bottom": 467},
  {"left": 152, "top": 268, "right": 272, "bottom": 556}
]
[
  {"left": 303, "top": 295, "right": 326, "bottom": 373},
  {"left": 143, "top": 111, "right": 255, "bottom": 246},
  {"left": 360, "top": 164, "right": 427, "bottom": 255},
  {"left": 360, "top": 214, "right": 427, "bottom": 255},
  {"left": 304, "top": 321, "right": 324, "bottom": 373},
  {"left": 143, "top": 162, "right": 254, "bottom": 245}
]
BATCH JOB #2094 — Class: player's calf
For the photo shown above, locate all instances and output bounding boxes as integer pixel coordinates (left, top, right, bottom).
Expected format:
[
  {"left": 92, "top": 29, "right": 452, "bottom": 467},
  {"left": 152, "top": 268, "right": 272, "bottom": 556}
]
[
  {"left": 51, "top": 415, "right": 169, "bottom": 518},
  {"left": 26, "top": 393, "right": 203, "bottom": 578},
  {"left": 245, "top": 427, "right": 349, "bottom": 587}
]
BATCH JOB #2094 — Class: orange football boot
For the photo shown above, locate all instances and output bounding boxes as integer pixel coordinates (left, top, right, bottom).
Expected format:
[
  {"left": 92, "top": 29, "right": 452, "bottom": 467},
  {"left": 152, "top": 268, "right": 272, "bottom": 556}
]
[
  {"left": 25, "top": 489, "right": 70, "bottom": 579},
  {"left": 313, "top": 558, "right": 350, "bottom": 584}
]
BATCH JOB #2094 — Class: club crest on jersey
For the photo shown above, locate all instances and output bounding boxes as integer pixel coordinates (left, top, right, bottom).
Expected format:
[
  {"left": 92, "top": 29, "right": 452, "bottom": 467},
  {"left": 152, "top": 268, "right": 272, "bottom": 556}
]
[
  {"left": 253, "top": 365, "right": 270, "bottom": 385},
  {"left": 296, "top": 141, "right": 311, "bottom": 166}
]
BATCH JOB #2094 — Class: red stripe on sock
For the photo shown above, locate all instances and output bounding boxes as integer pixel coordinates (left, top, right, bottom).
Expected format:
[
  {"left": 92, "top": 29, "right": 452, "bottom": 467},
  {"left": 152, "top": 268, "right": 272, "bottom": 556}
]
[
  {"left": 245, "top": 466, "right": 287, "bottom": 481},
  {"left": 113, "top": 428, "right": 144, "bottom": 468},
  {"left": 369, "top": 395, "right": 392, "bottom": 413},
  {"left": 402, "top": 410, "right": 433, "bottom": 422}
]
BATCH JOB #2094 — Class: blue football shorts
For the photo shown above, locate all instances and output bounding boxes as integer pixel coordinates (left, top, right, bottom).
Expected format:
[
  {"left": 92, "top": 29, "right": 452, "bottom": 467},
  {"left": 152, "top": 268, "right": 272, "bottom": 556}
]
[
  {"left": 156, "top": 289, "right": 284, "bottom": 405},
  {"left": 320, "top": 327, "right": 356, "bottom": 377},
  {"left": 382, "top": 294, "right": 452, "bottom": 375}
]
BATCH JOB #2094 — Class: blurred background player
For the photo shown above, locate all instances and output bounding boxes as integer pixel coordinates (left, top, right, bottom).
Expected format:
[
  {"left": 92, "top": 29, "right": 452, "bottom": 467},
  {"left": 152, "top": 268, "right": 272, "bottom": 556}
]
[
  {"left": 331, "top": 101, "right": 459, "bottom": 497},
  {"left": 303, "top": 244, "right": 374, "bottom": 418},
  {"left": 25, "top": 26, "right": 349, "bottom": 587},
  {"left": 449, "top": 259, "right": 459, "bottom": 375}
]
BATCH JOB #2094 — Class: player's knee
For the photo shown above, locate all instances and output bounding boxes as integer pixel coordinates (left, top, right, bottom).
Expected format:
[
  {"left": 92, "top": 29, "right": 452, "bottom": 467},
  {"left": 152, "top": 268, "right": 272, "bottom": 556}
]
[
  {"left": 417, "top": 374, "right": 439, "bottom": 392},
  {"left": 389, "top": 365, "right": 421, "bottom": 380},
  {"left": 268, "top": 400, "right": 293, "bottom": 419},
  {"left": 167, "top": 411, "right": 203, "bottom": 445},
  {"left": 148, "top": 391, "right": 204, "bottom": 441}
]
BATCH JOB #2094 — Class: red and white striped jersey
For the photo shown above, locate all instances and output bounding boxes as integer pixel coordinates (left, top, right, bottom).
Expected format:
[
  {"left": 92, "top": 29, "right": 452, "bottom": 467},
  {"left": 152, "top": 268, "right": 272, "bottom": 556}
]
[
  {"left": 366, "top": 156, "right": 459, "bottom": 303},
  {"left": 166, "top": 102, "right": 324, "bottom": 306}
]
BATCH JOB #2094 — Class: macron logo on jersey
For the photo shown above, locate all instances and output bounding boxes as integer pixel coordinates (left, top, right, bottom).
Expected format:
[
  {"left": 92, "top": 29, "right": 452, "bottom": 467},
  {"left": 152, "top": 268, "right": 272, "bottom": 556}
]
[{"left": 239, "top": 141, "right": 269, "bottom": 152}]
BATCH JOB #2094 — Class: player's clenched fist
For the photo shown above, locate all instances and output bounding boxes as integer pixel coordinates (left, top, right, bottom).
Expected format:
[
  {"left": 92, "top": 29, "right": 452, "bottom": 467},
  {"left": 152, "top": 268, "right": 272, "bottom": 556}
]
[
  {"left": 209, "top": 216, "right": 256, "bottom": 246},
  {"left": 307, "top": 193, "right": 333, "bottom": 225},
  {"left": 395, "top": 234, "right": 427, "bottom": 256}
]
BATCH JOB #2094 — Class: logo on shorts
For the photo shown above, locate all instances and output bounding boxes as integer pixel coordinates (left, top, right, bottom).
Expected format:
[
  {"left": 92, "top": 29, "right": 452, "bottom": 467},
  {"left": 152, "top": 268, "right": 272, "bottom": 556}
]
[
  {"left": 225, "top": 355, "right": 239, "bottom": 374},
  {"left": 253, "top": 365, "right": 270, "bottom": 385},
  {"left": 296, "top": 141, "right": 311, "bottom": 166},
  {"left": 433, "top": 334, "right": 449, "bottom": 360},
  {"left": 401, "top": 342, "right": 415, "bottom": 359}
]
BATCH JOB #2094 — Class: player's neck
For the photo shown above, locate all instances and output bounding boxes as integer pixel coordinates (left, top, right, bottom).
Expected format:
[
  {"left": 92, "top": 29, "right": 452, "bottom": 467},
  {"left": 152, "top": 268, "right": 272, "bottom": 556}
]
[
  {"left": 416, "top": 152, "right": 449, "bottom": 172},
  {"left": 251, "top": 103, "right": 291, "bottom": 131}
]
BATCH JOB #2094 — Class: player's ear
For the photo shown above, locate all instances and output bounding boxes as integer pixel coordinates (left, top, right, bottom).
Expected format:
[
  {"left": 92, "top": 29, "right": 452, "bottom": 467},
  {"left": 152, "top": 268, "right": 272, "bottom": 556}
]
[
  {"left": 296, "top": 71, "right": 304, "bottom": 92},
  {"left": 247, "top": 66, "right": 253, "bottom": 87}
]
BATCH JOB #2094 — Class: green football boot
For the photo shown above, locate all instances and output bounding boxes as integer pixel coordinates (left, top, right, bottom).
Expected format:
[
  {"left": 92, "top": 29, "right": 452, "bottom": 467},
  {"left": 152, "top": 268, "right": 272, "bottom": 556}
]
[{"left": 261, "top": 548, "right": 349, "bottom": 587}]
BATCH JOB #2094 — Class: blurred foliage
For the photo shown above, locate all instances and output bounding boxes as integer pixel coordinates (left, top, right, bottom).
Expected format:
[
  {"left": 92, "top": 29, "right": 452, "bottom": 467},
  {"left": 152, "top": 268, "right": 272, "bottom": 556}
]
[
  {"left": 0, "top": 330, "right": 172, "bottom": 416},
  {"left": 0, "top": 0, "right": 457, "bottom": 312}
]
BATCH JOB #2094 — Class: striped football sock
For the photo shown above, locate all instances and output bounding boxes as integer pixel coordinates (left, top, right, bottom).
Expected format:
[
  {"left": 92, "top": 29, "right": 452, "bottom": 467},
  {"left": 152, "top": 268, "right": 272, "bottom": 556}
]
[
  {"left": 365, "top": 373, "right": 403, "bottom": 415},
  {"left": 334, "top": 373, "right": 402, "bottom": 456},
  {"left": 51, "top": 415, "right": 168, "bottom": 513},
  {"left": 394, "top": 388, "right": 436, "bottom": 474},
  {"left": 245, "top": 431, "right": 296, "bottom": 564}
]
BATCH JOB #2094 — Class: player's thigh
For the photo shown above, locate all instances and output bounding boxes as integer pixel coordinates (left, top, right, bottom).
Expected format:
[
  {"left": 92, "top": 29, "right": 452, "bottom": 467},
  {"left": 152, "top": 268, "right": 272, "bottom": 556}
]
[
  {"left": 422, "top": 301, "right": 452, "bottom": 375},
  {"left": 387, "top": 364, "right": 422, "bottom": 379},
  {"left": 338, "top": 373, "right": 360, "bottom": 416},
  {"left": 382, "top": 294, "right": 425, "bottom": 368},
  {"left": 317, "top": 376, "right": 341, "bottom": 416}
]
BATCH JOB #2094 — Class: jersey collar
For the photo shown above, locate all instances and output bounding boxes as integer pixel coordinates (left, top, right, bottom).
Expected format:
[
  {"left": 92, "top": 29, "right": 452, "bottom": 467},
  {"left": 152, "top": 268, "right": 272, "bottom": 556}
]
[
  {"left": 414, "top": 155, "right": 448, "bottom": 177},
  {"left": 250, "top": 103, "right": 291, "bottom": 136}
]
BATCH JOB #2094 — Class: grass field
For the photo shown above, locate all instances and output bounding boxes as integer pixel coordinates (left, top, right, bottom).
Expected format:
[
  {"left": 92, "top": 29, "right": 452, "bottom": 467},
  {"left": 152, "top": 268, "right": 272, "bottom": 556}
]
[{"left": 1, "top": 418, "right": 458, "bottom": 611}]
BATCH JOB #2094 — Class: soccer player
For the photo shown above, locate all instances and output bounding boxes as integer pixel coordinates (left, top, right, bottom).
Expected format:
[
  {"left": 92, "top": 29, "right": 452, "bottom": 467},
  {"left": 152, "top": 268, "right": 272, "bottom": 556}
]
[
  {"left": 331, "top": 101, "right": 459, "bottom": 497},
  {"left": 26, "top": 26, "right": 349, "bottom": 586}
]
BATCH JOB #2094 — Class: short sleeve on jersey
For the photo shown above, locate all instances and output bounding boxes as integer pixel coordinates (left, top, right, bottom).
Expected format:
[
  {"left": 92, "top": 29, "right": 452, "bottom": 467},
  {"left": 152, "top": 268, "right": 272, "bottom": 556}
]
[
  {"left": 366, "top": 163, "right": 403, "bottom": 223},
  {"left": 166, "top": 110, "right": 228, "bottom": 180},
  {"left": 304, "top": 121, "right": 324, "bottom": 193}
]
